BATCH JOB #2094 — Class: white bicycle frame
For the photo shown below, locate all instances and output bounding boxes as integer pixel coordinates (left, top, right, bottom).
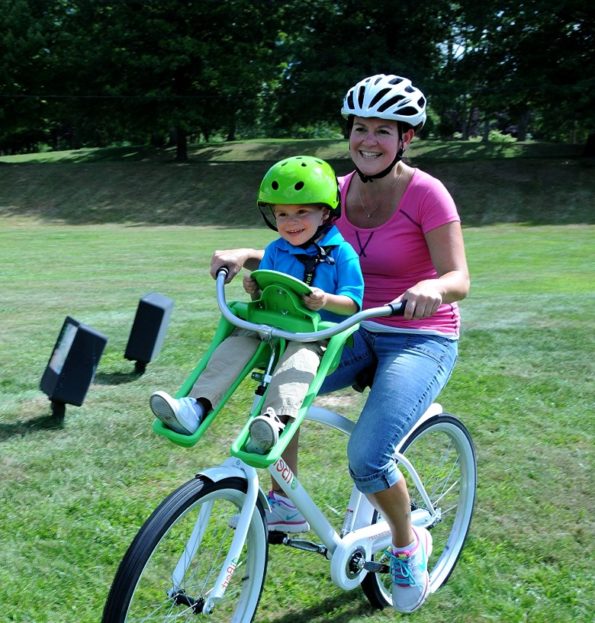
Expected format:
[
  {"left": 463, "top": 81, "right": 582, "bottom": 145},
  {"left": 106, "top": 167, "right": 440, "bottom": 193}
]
[{"left": 174, "top": 270, "right": 446, "bottom": 613}]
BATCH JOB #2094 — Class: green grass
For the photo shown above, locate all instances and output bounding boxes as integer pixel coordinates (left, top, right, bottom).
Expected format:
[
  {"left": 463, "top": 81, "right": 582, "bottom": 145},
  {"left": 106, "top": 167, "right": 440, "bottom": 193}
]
[{"left": 0, "top": 216, "right": 593, "bottom": 622}]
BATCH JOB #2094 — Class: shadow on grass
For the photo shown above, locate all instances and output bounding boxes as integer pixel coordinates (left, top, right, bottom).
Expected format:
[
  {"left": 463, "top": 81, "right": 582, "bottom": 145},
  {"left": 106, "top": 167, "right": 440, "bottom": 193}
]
[
  {"left": 94, "top": 369, "right": 144, "bottom": 385},
  {"left": 265, "top": 592, "right": 378, "bottom": 623},
  {"left": 0, "top": 412, "right": 64, "bottom": 442},
  {"left": 0, "top": 154, "right": 593, "bottom": 227}
]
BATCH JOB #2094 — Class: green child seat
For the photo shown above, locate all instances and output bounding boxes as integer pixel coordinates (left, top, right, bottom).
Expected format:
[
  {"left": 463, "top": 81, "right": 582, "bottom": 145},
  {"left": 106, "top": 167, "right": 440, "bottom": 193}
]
[{"left": 152, "top": 270, "right": 359, "bottom": 468}]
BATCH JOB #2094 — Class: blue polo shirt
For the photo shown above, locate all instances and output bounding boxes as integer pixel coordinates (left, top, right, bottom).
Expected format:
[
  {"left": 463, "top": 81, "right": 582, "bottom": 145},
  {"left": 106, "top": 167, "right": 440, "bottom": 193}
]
[{"left": 259, "top": 226, "right": 364, "bottom": 323}]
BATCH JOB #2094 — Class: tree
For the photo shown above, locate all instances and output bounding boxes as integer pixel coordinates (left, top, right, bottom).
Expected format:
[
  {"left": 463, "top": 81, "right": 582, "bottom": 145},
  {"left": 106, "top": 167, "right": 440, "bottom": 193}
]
[
  {"left": 441, "top": 0, "right": 595, "bottom": 144},
  {"left": 267, "top": 0, "right": 452, "bottom": 136},
  {"left": 0, "top": 0, "right": 51, "bottom": 152}
]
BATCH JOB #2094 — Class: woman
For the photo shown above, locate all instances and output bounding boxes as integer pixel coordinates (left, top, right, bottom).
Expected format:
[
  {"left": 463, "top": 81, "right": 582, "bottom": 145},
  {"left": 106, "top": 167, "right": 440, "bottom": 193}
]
[{"left": 210, "top": 74, "right": 470, "bottom": 613}]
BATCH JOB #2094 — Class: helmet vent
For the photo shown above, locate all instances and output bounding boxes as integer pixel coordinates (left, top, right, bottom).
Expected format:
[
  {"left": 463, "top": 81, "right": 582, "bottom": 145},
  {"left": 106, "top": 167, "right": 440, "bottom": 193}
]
[
  {"left": 395, "top": 105, "right": 418, "bottom": 117},
  {"left": 369, "top": 88, "right": 391, "bottom": 108},
  {"left": 294, "top": 181, "right": 304, "bottom": 191},
  {"left": 377, "top": 94, "right": 404, "bottom": 112},
  {"left": 272, "top": 181, "right": 279, "bottom": 190},
  {"left": 357, "top": 85, "right": 366, "bottom": 108}
]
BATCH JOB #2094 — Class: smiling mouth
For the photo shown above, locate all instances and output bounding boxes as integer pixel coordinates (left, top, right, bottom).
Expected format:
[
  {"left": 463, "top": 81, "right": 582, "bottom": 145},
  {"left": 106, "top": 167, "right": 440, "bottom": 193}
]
[{"left": 359, "top": 150, "right": 382, "bottom": 159}]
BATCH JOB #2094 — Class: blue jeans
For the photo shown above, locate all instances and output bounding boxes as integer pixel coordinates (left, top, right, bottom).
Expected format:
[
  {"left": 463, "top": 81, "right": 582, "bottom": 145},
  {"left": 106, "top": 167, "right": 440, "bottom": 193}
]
[{"left": 320, "top": 328, "right": 458, "bottom": 495}]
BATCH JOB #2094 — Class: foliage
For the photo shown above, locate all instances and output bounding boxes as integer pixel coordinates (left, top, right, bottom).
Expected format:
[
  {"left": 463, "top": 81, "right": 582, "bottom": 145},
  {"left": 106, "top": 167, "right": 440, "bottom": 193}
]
[
  {"left": 438, "top": 0, "right": 595, "bottom": 142},
  {"left": 1, "top": 1, "right": 594, "bottom": 154}
]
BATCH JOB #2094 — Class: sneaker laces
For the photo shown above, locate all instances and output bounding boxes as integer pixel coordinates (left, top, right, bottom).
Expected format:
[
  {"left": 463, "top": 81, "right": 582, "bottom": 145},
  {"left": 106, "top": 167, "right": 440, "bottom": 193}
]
[{"left": 387, "top": 548, "right": 420, "bottom": 587}]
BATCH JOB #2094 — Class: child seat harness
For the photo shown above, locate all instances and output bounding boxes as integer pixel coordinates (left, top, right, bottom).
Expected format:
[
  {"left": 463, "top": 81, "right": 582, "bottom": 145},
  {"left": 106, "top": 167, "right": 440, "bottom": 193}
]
[{"left": 295, "top": 244, "right": 336, "bottom": 286}]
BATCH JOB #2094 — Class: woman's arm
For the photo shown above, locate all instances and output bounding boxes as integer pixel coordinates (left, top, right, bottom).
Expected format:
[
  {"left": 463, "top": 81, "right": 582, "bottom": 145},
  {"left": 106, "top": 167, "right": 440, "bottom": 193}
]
[
  {"left": 396, "top": 221, "right": 470, "bottom": 320},
  {"left": 210, "top": 248, "right": 265, "bottom": 281}
]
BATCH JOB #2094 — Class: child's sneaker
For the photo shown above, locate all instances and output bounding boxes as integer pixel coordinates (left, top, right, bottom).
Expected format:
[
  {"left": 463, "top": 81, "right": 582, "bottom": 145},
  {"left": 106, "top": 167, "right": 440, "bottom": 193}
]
[
  {"left": 150, "top": 391, "right": 204, "bottom": 435},
  {"left": 388, "top": 526, "right": 433, "bottom": 613},
  {"left": 245, "top": 407, "right": 285, "bottom": 454},
  {"left": 266, "top": 490, "right": 309, "bottom": 532}
]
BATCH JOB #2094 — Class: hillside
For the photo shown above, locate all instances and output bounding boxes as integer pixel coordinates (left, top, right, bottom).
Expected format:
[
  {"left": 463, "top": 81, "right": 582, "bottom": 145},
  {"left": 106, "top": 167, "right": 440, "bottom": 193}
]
[{"left": 0, "top": 139, "right": 592, "bottom": 227}]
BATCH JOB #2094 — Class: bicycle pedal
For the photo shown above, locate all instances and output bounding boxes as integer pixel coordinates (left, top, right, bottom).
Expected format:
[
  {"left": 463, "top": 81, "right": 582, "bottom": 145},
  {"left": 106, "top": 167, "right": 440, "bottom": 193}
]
[{"left": 364, "top": 561, "right": 389, "bottom": 574}]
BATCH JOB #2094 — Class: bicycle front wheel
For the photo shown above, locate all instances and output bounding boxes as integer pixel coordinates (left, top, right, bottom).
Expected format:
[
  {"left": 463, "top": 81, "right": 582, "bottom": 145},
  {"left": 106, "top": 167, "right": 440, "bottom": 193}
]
[
  {"left": 361, "top": 413, "right": 476, "bottom": 608},
  {"left": 102, "top": 476, "right": 268, "bottom": 622}
]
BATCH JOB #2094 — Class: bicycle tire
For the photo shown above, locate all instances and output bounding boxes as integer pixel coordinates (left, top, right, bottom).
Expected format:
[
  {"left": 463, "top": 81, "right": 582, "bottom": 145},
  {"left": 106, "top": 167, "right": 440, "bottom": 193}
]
[
  {"left": 361, "top": 413, "right": 476, "bottom": 609},
  {"left": 102, "top": 476, "right": 268, "bottom": 622}
]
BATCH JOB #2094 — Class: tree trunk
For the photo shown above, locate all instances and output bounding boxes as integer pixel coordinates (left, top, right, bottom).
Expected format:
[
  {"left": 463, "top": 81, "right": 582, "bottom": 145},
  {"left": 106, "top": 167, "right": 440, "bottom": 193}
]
[
  {"left": 584, "top": 132, "right": 595, "bottom": 157},
  {"left": 482, "top": 118, "right": 490, "bottom": 142},
  {"left": 175, "top": 126, "right": 188, "bottom": 162},
  {"left": 516, "top": 110, "right": 530, "bottom": 141},
  {"left": 226, "top": 114, "right": 236, "bottom": 142}
]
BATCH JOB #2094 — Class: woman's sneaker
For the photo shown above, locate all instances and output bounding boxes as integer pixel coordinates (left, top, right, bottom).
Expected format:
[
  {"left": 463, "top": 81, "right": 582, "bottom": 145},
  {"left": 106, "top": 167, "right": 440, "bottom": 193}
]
[
  {"left": 245, "top": 407, "right": 285, "bottom": 454},
  {"left": 149, "top": 391, "right": 204, "bottom": 435},
  {"left": 266, "top": 490, "right": 310, "bottom": 532},
  {"left": 388, "top": 526, "right": 433, "bottom": 613},
  {"left": 228, "top": 490, "right": 309, "bottom": 533}
]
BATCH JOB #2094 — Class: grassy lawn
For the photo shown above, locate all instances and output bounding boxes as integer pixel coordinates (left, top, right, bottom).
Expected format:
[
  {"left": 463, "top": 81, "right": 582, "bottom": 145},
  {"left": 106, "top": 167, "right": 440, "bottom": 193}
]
[
  {"left": 0, "top": 141, "right": 593, "bottom": 621},
  {"left": 0, "top": 219, "right": 592, "bottom": 622}
]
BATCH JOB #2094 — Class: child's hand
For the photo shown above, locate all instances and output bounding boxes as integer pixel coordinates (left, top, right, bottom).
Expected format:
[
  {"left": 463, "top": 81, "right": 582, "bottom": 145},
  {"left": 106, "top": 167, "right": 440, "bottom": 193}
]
[
  {"left": 303, "top": 287, "right": 327, "bottom": 311},
  {"left": 243, "top": 274, "right": 260, "bottom": 297}
]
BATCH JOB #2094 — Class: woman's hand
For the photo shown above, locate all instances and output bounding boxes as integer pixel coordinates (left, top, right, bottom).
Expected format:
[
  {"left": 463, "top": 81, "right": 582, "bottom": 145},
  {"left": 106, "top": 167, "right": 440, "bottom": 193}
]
[
  {"left": 210, "top": 248, "right": 264, "bottom": 282},
  {"left": 303, "top": 287, "right": 327, "bottom": 311},
  {"left": 395, "top": 280, "right": 443, "bottom": 320}
]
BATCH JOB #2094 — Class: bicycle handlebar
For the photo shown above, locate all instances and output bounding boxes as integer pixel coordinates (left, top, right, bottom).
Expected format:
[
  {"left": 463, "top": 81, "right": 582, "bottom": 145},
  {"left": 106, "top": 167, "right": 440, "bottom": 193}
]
[{"left": 215, "top": 267, "right": 405, "bottom": 343}]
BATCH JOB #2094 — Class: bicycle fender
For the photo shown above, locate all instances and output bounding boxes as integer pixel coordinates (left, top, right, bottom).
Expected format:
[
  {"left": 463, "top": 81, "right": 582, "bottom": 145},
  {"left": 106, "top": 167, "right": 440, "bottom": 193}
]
[
  {"left": 395, "top": 403, "right": 443, "bottom": 452},
  {"left": 195, "top": 457, "right": 271, "bottom": 512}
]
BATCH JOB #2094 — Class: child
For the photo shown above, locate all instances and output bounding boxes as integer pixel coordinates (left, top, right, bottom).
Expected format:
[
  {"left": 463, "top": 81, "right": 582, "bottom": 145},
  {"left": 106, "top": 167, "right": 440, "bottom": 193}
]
[{"left": 150, "top": 155, "right": 363, "bottom": 468}]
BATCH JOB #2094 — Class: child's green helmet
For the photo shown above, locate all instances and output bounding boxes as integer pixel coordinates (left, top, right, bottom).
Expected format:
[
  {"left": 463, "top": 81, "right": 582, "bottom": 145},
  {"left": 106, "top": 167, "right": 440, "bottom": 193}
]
[{"left": 257, "top": 156, "right": 340, "bottom": 211}]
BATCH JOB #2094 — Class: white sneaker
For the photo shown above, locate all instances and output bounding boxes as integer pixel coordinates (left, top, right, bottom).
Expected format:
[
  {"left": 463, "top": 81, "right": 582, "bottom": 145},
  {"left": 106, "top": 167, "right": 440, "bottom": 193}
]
[
  {"left": 266, "top": 490, "right": 309, "bottom": 532},
  {"left": 389, "top": 526, "right": 433, "bottom": 613},
  {"left": 149, "top": 391, "right": 204, "bottom": 435},
  {"left": 230, "top": 490, "right": 310, "bottom": 533},
  {"left": 245, "top": 407, "right": 285, "bottom": 454}
]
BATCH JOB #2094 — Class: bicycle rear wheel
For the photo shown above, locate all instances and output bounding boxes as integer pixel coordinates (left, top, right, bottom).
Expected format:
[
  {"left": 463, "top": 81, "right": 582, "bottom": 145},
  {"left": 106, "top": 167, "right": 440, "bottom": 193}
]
[
  {"left": 102, "top": 476, "right": 268, "bottom": 622},
  {"left": 361, "top": 413, "right": 476, "bottom": 608}
]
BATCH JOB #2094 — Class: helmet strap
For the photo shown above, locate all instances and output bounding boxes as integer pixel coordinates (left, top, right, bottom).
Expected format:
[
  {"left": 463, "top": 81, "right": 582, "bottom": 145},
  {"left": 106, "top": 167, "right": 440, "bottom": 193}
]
[
  {"left": 298, "top": 219, "right": 334, "bottom": 249},
  {"left": 258, "top": 205, "right": 279, "bottom": 232}
]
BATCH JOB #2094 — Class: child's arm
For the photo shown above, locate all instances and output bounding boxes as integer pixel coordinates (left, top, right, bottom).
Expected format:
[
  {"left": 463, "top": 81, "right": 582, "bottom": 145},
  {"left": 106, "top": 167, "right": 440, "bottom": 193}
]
[
  {"left": 243, "top": 274, "right": 261, "bottom": 301},
  {"left": 302, "top": 288, "right": 358, "bottom": 316}
]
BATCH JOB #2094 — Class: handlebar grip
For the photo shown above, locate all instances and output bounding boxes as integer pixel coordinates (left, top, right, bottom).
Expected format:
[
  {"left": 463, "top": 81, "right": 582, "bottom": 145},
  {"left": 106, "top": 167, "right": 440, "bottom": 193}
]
[
  {"left": 216, "top": 266, "right": 230, "bottom": 279},
  {"left": 387, "top": 300, "right": 406, "bottom": 316}
]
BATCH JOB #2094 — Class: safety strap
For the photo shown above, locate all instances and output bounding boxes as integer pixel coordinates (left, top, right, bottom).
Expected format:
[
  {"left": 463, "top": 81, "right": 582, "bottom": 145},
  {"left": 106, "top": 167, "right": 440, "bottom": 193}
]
[{"left": 295, "top": 244, "right": 336, "bottom": 286}]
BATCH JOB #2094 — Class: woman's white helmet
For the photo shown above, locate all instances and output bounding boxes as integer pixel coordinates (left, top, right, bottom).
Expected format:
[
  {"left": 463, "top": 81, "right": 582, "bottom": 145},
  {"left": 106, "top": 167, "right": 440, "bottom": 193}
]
[{"left": 341, "top": 74, "right": 427, "bottom": 130}]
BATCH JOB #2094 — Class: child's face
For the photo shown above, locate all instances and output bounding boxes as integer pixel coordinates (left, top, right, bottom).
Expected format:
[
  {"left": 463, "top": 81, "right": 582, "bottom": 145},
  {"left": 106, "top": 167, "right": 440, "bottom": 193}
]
[{"left": 273, "top": 204, "right": 329, "bottom": 246}]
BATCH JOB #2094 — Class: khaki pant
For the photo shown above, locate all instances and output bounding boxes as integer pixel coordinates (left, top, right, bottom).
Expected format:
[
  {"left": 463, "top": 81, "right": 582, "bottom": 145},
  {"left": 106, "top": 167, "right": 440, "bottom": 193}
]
[{"left": 190, "top": 329, "right": 325, "bottom": 417}]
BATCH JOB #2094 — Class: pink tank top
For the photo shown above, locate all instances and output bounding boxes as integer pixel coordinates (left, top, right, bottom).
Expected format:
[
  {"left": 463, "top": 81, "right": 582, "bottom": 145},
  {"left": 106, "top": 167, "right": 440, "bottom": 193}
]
[{"left": 337, "top": 169, "right": 461, "bottom": 337}]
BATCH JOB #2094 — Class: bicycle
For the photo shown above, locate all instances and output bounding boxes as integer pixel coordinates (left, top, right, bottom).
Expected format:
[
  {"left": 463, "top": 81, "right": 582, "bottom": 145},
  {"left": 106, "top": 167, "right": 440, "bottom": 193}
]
[{"left": 102, "top": 268, "right": 477, "bottom": 622}]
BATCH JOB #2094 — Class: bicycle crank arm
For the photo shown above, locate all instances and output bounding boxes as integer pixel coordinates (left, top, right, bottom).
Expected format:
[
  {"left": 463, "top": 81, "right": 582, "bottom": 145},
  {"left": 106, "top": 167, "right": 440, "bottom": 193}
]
[{"left": 269, "top": 532, "right": 328, "bottom": 556}]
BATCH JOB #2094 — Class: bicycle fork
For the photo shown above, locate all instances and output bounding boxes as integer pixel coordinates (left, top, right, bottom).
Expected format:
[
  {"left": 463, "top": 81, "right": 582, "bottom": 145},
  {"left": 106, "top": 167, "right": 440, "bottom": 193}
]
[{"left": 169, "top": 458, "right": 263, "bottom": 615}]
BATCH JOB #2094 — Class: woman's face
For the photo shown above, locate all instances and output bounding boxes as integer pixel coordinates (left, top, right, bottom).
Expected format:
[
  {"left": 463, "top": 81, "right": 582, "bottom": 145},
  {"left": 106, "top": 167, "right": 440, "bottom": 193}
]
[{"left": 349, "top": 116, "right": 401, "bottom": 176}]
